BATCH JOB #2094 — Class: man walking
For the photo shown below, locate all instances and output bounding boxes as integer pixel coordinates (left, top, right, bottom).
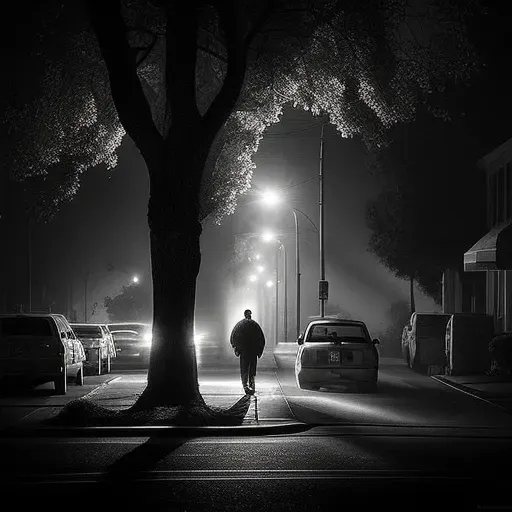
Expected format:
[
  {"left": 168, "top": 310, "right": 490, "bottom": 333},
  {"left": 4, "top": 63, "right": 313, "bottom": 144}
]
[{"left": 230, "top": 309, "right": 266, "bottom": 395}]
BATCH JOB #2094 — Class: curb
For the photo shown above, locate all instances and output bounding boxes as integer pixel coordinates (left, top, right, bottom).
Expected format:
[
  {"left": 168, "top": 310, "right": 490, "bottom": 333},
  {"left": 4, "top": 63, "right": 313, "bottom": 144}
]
[
  {"left": 431, "top": 375, "right": 510, "bottom": 414},
  {"left": 0, "top": 421, "right": 310, "bottom": 438}
]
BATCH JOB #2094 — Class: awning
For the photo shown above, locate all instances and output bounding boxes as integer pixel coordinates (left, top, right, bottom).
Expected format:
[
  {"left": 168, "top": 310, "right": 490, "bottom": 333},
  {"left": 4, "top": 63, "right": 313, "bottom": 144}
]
[{"left": 464, "top": 218, "right": 512, "bottom": 271}]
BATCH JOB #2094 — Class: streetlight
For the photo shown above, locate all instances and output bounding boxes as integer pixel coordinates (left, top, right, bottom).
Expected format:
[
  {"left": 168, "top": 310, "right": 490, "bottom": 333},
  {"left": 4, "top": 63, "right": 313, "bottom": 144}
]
[
  {"left": 261, "top": 230, "right": 287, "bottom": 345},
  {"left": 256, "top": 265, "right": 265, "bottom": 273},
  {"left": 248, "top": 274, "right": 258, "bottom": 282},
  {"left": 132, "top": 275, "right": 140, "bottom": 284},
  {"left": 259, "top": 190, "right": 319, "bottom": 339}
]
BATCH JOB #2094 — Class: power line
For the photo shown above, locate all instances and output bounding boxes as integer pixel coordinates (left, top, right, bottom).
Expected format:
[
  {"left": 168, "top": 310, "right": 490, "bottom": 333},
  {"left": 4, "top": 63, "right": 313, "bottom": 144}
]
[{"left": 265, "top": 122, "right": 325, "bottom": 137}]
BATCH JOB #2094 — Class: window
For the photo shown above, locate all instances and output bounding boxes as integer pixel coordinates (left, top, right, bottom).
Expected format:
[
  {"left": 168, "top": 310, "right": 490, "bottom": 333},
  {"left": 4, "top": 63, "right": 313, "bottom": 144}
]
[
  {"left": 73, "top": 326, "right": 103, "bottom": 338},
  {"left": 308, "top": 323, "right": 368, "bottom": 342},
  {"left": 0, "top": 317, "right": 53, "bottom": 337}
]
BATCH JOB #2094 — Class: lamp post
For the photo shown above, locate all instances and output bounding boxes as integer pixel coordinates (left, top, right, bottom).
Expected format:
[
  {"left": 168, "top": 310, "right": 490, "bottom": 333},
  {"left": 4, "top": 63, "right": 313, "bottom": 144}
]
[
  {"left": 262, "top": 230, "right": 287, "bottom": 345},
  {"left": 260, "top": 192, "right": 318, "bottom": 339}
]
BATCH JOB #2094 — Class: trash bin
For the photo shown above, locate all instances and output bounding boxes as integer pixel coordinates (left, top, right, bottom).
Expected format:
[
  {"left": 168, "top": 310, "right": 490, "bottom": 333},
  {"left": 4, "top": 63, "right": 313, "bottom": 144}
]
[{"left": 445, "top": 314, "right": 494, "bottom": 376}]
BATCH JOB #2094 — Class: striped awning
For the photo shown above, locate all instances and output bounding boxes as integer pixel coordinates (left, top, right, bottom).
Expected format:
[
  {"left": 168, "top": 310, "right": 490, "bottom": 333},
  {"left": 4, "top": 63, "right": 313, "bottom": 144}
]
[{"left": 464, "top": 218, "right": 512, "bottom": 271}]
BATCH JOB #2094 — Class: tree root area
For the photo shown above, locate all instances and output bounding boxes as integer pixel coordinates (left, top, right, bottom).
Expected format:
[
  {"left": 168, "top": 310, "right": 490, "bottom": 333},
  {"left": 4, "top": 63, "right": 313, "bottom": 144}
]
[{"left": 49, "top": 395, "right": 252, "bottom": 427}]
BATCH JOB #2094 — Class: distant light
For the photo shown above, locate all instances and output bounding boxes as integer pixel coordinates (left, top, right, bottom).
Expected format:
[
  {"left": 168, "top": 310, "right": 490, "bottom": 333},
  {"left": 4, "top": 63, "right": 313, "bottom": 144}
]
[
  {"left": 249, "top": 275, "right": 258, "bottom": 282},
  {"left": 261, "top": 230, "right": 275, "bottom": 242},
  {"left": 266, "top": 280, "right": 274, "bottom": 287},
  {"left": 255, "top": 254, "right": 261, "bottom": 260},
  {"left": 132, "top": 276, "right": 139, "bottom": 284},
  {"left": 257, "top": 265, "right": 265, "bottom": 273},
  {"left": 261, "top": 189, "right": 281, "bottom": 206}
]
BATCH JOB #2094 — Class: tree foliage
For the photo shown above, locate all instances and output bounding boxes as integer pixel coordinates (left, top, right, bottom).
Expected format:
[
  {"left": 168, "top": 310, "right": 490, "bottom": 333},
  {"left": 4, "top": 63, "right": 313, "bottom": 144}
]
[
  {"left": 4, "top": 0, "right": 481, "bottom": 223},
  {"left": 104, "top": 283, "right": 152, "bottom": 322},
  {"left": 377, "top": 299, "right": 410, "bottom": 356},
  {"left": 366, "top": 114, "right": 487, "bottom": 303}
]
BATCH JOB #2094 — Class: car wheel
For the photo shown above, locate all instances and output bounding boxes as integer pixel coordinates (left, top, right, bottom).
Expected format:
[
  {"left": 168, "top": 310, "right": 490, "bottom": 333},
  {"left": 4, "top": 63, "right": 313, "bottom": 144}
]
[
  {"left": 54, "top": 369, "right": 67, "bottom": 395},
  {"left": 75, "top": 364, "right": 84, "bottom": 386}
]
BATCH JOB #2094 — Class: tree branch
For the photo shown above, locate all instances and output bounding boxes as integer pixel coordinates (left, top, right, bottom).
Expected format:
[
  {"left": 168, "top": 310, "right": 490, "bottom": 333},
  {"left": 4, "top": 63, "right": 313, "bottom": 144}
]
[
  {"left": 245, "top": 0, "right": 276, "bottom": 49},
  {"left": 202, "top": 4, "right": 248, "bottom": 146},
  {"left": 87, "top": 0, "right": 163, "bottom": 167},
  {"left": 198, "top": 44, "right": 228, "bottom": 63},
  {"left": 165, "top": 4, "right": 201, "bottom": 129}
]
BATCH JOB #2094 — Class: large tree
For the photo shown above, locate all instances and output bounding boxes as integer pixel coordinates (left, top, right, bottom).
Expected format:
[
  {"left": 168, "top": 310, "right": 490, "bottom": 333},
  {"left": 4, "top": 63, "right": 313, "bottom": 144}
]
[
  {"left": 366, "top": 115, "right": 487, "bottom": 305},
  {"left": 4, "top": 0, "right": 480, "bottom": 418}
]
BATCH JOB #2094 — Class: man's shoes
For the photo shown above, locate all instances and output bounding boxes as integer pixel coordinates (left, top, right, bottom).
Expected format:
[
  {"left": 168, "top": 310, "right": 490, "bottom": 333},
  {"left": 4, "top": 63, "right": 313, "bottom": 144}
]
[
  {"left": 244, "top": 386, "right": 251, "bottom": 394},
  {"left": 246, "top": 387, "right": 255, "bottom": 395}
]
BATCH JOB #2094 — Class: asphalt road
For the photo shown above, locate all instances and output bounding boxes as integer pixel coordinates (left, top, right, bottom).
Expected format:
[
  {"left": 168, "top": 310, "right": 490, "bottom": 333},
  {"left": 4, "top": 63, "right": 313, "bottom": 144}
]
[
  {"left": 1, "top": 351, "right": 511, "bottom": 510},
  {"left": 1, "top": 429, "right": 511, "bottom": 510}
]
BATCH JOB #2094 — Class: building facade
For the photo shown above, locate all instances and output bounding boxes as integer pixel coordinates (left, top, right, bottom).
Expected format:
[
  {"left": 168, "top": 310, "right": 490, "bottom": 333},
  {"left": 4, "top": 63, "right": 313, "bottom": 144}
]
[{"left": 464, "top": 136, "right": 512, "bottom": 333}]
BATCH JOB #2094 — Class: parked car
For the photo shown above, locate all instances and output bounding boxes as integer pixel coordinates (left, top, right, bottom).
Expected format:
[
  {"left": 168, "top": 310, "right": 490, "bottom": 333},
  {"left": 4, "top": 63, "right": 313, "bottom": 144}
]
[
  {"left": 0, "top": 313, "right": 86, "bottom": 394},
  {"left": 401, "top": 312, "right": 451, "bottom": 373},
  {"left": 109, "top": 323, "right": 152, "bottom": 362},
  {"left": 107, "top": 322, "right": 152, "bottom": 339},
  {"left": 295, "top": 318, "right": 380, "bottom": 392},
  {"left": 99, "top": 324, "right": 117, "bottom": 360},
  {"left": 71, "top": 323, "right": 113, "bottom": 374}
]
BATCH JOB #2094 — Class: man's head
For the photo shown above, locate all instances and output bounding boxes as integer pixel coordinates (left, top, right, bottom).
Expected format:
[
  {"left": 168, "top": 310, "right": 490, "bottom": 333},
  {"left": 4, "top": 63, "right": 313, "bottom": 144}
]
[{"left": 244, "top": 309, "right": 252, "bottom": 320}]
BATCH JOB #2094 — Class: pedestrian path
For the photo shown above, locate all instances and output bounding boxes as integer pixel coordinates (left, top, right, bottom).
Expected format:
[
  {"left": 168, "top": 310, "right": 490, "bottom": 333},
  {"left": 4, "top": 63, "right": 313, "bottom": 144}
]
[
  {"left": 432, "top": 373, "right": 512, "bottom": 414},
  {"left": 10, "top": 369, "right": 295, "bottom": 428}
]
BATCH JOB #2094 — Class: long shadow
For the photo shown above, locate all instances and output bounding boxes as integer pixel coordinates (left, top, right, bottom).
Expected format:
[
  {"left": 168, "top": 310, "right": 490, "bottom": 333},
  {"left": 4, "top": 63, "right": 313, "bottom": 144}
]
[{"left": 88, "top": 394, "right": 252, "bottom": 505}]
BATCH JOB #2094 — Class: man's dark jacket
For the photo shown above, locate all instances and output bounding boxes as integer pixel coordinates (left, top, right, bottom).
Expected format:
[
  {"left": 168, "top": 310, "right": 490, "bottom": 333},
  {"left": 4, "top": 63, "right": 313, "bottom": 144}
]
[{"left": 230, "top": 319, "right": 265, "bottom": 357}]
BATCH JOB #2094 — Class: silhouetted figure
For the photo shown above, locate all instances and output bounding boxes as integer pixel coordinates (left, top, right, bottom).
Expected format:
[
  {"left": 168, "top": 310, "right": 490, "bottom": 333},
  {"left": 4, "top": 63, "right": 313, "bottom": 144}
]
[{"left": 230, "top": 309, "right": 265, "bottom": 395}]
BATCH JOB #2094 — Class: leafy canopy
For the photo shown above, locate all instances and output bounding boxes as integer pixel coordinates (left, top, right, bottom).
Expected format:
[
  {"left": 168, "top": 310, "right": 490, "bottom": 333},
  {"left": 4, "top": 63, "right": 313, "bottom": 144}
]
[{"left": 4, "top": 0, "right": 480, "bottom": 222}]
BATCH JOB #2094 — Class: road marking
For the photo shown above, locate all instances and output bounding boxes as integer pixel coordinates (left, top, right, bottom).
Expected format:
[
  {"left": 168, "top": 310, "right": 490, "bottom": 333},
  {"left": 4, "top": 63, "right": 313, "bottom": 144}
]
[{"left": 6, "top": 468, "right": 475, "bottom": 485}]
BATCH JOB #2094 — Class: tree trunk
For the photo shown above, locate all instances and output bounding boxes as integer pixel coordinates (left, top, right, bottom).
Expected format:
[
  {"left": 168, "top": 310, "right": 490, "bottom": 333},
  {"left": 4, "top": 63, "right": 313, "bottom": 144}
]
[
  {"left": 132, "top": 155, "right": 205, "bottom": 411},
  {"left": 410, "top": 277, "right": 416, "bottom": 315}
]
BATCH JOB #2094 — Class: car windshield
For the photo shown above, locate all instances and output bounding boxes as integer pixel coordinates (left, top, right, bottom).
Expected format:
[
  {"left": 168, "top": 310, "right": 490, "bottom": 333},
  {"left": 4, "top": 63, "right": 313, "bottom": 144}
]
[
  {"left": 72, "top": 326, "right": 103, "bottom": 338},
  {"left": 307, "top": 324, "right": 368, "bottom": 342},
  {"left": 0, "top": 317, "right": 53, "bottom": 337}
]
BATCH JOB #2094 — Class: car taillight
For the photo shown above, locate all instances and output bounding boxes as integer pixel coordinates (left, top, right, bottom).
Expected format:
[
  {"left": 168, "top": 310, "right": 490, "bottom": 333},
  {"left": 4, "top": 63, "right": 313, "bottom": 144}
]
[
  {"left": 363, "top": 349, "right": 375, "bottom": 365},
  {"left": 301, "top": 349, "right": 313, "bottom": 365}
]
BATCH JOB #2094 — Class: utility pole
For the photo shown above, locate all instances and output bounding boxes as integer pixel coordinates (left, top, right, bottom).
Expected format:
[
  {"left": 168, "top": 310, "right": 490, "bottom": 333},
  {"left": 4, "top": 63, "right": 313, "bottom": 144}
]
[
  {"left": 84, "top": 268, "right": 89, "bottom": 322},
  {"left": 319, "top": 123, "right": 328, "bottom": 317},
  {"left": 274, "top": 246, "right": 279, "bottom": 346},
  {"left": 292, "top": 210, "right": 301, "bottom": 338}
]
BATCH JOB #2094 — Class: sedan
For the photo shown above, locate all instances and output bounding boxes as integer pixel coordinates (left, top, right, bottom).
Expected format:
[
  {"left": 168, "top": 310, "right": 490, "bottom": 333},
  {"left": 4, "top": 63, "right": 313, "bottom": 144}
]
[{"left": 295, "top": 318, "right": 380, "bottom": 392}]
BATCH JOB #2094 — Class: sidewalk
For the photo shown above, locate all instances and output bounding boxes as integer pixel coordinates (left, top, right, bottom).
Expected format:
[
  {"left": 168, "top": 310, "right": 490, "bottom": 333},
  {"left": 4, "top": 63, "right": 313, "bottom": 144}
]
[
  {"left": 9, "top": 358, "right": 298, "bottom": 431},
  {"left": 432, "top": 373, "right": 512, "bottom": 414}
]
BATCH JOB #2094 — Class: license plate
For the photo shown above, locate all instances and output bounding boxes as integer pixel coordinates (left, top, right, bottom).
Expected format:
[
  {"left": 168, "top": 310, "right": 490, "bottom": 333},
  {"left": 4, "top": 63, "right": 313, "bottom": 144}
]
[{"left": 329, "top": 351, "right": 340, "bottom": 363}]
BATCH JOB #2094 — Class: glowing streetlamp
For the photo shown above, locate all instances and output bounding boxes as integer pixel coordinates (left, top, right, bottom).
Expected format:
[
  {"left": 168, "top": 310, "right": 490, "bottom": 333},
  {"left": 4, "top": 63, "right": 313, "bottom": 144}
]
[
  {"left": 257, "top": 265, "right": 265, "bottom": 273},
  {"left": 132, "top": 275, "right": 140, "bottom": 284},
  {"left": 260, "top": 189, "right": 282, "bottom": 206},
  {"left": 248, "top": 274, "right": 258, "bottom": 283},
  {"left": 261, "top": 230, "right": 275, "bottom": 242},
  {"left": 266, "top": 280, "right": 274, "bottom": 288}
]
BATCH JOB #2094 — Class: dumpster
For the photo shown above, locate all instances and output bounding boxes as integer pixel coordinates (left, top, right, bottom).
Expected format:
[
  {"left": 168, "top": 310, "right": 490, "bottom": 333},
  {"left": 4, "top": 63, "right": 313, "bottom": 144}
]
[{"left": 445, "top": 314, "right": 494, "bottom": 376}]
